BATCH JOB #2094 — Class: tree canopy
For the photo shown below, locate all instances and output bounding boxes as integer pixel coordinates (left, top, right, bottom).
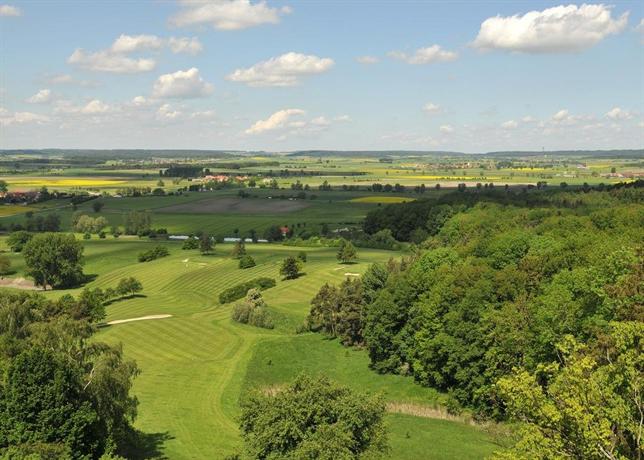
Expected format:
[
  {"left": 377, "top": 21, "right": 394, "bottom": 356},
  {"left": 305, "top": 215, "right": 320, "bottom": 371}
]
[{"left": 23, "top": 233, "right": 84, "bottom": 289}]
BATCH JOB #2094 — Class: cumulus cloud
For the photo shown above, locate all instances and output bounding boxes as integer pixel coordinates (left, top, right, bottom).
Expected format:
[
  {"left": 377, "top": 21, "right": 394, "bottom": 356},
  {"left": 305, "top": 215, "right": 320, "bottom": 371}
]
[
  {"left": 167, "top": 36, "right": 203, "bottom": 54},
  {"left": 472, "top": 4, "right": 628, "bottom": 53},
  {"left": 423, "top": 102, "right": 442, "bottom": 114},
  {"left": 0, "top": 110, "right": 49, "bottom": 126},
  {"left": 68, "top": 49, "right": 156, "bottom": 73},
  {"left": 0, "top": 4, "right": 20, "bottom": 16},
  {"left": 169, "top": 0, "right": 291, "bottom": 30},
  {"left": 156, "top": 103, "right": 182, "bottom": 121},
  {"left": 501, "top": 120, "right": 518, "bottom": 129},
  {"left": 26, "top": 89, "right": 52, "bottom": 104},
  {"left": 68, "top": 34, "right": 203, "bottom": 74},
  {"left": 388, "top": 45, "right": 457, "bottom": 64},
  {"left": 227, "top": 52, "right": 334, "bottom": 87},
  {"left": 605, "top": 107, "right": 633, "bottom": 120},
  {"left": 54, "top": 99, "right": 113, "bottom": 115},
  {"left": 152, "top": 68, "right": 214, "bottom": 98},
  {"left": 439, "top": 124, "right": 454, "bottom": 134},
  {"left": 356, "top": 55, "right": 379, "bottom": 64},
  {"left": 246, "top": 108, "right": 305, "bottom": 134}
]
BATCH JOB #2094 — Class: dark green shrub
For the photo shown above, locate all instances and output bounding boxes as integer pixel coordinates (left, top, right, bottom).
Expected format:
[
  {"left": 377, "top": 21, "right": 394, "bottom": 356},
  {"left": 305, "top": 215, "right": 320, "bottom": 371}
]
[
  {"left": 218, "top": 277, "right": 276, "bottom": 304},
  {"left": 239, "top": 255, "right": 256, "bottom": 269},
  {"left": 137, "top": 245, "right": 169, "bottom": 262}
]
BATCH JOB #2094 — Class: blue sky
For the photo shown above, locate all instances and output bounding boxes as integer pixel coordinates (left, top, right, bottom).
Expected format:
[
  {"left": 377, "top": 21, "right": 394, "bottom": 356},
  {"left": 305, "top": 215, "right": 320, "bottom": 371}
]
[{"left": 1, "top": 0, "right": 643, "bottom": 152}]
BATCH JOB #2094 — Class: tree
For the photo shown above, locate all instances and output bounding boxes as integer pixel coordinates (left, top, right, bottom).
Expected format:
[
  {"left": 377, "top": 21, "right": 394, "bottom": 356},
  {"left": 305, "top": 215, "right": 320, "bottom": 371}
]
[
  {"left": 231, "top": 288, "right": 273, "bottom": 329},
  {"left": 280, "top": 256, "right": 302, "bottom": 280},
  {"left": 0, "top": 179, "right": 7, "bottom": 193},
  {"left": 92, "top": 201, "right": 104, "bottom": 213},
  {"left": 337, "top": 239, "right": 357, "bottom": 264},
  {"left": 239, "top": 374, "right": 388, "bottom": 459},
  {"left": 231, "top": 240, "right": 246, "bottom": 259},
  {"left": 0, "top": 254, "right": 11, "bottom": 276},
  {"left": 7, "top": 230, "right": 32, "bottom": 252},
  {"left": 23, "top": 233, "right": 84, "bottom": 289},
  {"left": 116, "top": 277, "right": 143, "bottom": 298},
  {"left": 239, "top": 255, "right": 256, "bottom": 269},
  {"left": 495, "top": 323, "right": 643, "bottom": 460},
  {"left": 123, "top": 210, "right": 151, "bottom": 235},
  {"left": 0, "top": 347, "right": 99, "bottom": 456},
  {"left": 200, "top": 233, "right": 214, "bottom": 254},
  {"left": 263, "top": 225, "right": 283, "bottom": 242}
]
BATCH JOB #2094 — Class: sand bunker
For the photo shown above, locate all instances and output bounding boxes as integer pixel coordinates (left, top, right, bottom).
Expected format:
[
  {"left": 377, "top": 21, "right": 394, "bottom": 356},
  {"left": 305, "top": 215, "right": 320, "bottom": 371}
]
[{"left": 107, "top": 314, "right": 173, "bottom": 325}]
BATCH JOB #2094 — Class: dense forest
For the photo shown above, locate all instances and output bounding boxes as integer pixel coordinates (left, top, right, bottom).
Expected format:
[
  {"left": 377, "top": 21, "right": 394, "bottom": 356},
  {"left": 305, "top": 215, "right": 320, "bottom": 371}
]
[{"left": 309, "top": 182, "right": 643, "bottom": 458}]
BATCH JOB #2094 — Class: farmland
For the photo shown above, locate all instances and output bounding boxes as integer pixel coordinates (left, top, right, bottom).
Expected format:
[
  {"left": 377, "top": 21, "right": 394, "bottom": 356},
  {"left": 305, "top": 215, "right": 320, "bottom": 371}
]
[{"left": 0, "top": 149, "right": 641, "bottom": 459}]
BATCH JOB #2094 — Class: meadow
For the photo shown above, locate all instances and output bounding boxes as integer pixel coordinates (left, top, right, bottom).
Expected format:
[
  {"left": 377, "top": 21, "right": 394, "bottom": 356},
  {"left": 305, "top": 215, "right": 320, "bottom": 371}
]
[{"left": 0, "top": 237, "right": 503, "bottom": 458}]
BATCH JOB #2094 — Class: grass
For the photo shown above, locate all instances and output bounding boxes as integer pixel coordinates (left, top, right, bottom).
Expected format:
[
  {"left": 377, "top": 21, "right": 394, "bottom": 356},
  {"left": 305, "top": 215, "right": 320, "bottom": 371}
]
[
  {"left": 349, "top": 196, "right": 415, "bottom": 203},
  {"left": 0, "top": 237, "right": 504, "bottom": 458},
  {"left": 0, "top": 205, "right": 32, "bottom": 216}
]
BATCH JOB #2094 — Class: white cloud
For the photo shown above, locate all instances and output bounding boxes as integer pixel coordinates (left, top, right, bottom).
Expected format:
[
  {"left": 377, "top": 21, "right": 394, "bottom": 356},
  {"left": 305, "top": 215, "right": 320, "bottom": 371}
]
[
  {"left": 246, "top": 108, "right": 305, "bottom": 134},
  {"left": 68, "top": 49, "right": 156, "bottom": 73},
  {"left": 440, "top": 124, "right": 454, "bottom": 134},
  {"left": 26, "top": 89, "right": 52, "bottom": 104},
  {"left": 168, "top": 36, "right": 203, "bottom": 55},
  {"left": 169, "top": 0, "right": 291, "bottom": 30},
  {"left": 111, "top": 34, "right": 164, "bottom": 53},
  {"left": 157, "top": 103, "right": 182, "bottom": 120},
  {"left": 81, "top": 99, "right": 111, "bottom": 114},
  {"left": 131, "top": 96, "right": 149, "bottom": 106},
  {"left": 68, "top": 34, "right": 202, "bottom": 74},
  {"left": 521, "top": 115, "right": 536, "bottom": 123},
  {"left": 501, "top": 119, "right": 518, "bottom": 129},
  {"left": 227, "top": 52, "right": 334, "bottom": 87},
  {"left": 605, "top": 107, "right": 632, "bottom": 120},
  {"left": 0, "top": 110, "right": 49, "bottom": 126},
  {"left": 388, "top": 45, "right": 457, "bottom": 64},
  {"left": 423, "top": 102, "right": 441, "bottom": 114},
  {"left": 0, "top": 4, "right": 20, "bottom": 17},
  {"left": 472, "top": 4, "right": 628, "bottom": 53},
  {"left": 334, "top": 114, "right": 351, "bottom": 122},
  {"left": 552, "top": 109, "right": 571, "bottom": 122},
  {"left": 152, "top": 68, "right": 214, "bottom": 98},
  {"left": 356, "top": 55, "right": 379, "bottom": 64}
]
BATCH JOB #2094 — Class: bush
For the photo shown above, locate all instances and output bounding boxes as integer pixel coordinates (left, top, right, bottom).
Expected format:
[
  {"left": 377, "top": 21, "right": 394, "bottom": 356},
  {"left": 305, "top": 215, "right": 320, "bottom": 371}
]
[
  {"left": 7, "top": 231, "right": 33, "bottom": 252},
  {"left": 137, "top": 245, "right": 169, "bottom": 262},
  {"left": 182, "top": 237, "right": 199, "bottom": 250},
  {"left": 231, "top": 289, "right": 273, "bottom": 329},
  {"left": 218, "top": 277, "right": 276, "bottom": 304},
  {"left": 238, "top": 255, "right": 256, "bottom": 269},
  {"left": 297, "top": 251, "right": 307, "bottom": 263}
]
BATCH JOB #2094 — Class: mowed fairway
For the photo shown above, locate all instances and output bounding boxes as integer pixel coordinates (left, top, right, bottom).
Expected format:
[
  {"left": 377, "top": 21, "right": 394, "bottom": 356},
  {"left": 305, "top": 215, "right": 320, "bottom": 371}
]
[{"left": 5, "top": 238, "right": 503, "bottom": 458}]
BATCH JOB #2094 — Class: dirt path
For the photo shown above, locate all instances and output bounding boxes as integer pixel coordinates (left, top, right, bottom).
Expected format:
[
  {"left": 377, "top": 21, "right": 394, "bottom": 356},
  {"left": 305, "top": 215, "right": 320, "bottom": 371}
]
[
  {"left": 0, "top": 277, "right": 43, "bottom": 290},
  {"left": 106, "top": 314, "right": 173, "bottom": 325}
]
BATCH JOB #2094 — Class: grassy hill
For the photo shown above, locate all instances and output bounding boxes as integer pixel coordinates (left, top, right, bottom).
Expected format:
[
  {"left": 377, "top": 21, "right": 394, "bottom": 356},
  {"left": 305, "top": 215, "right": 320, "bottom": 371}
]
[{"left": 1, "top": 237, "right": 503, "bottom": 458}]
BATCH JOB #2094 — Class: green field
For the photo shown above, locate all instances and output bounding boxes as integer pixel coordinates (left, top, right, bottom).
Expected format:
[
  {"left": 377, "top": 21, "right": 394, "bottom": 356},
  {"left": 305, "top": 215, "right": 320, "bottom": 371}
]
[{"left": 0, "top": 238, "right": 503, "bottom": 458}]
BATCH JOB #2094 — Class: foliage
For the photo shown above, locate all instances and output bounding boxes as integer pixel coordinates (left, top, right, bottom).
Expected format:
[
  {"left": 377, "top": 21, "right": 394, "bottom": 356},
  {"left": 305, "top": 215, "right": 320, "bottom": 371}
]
[
  {"left": 182, "top": 237, "right": 199, "bottom": 250},
  {"left": 7, "top": 231, "right": 33, "bottom": 252},
  {"left": 494, "top": 322, "right": 643, "bottom": 459},
  {"left": 0, "top": 255, "right": 11, "bottom": 276},
  {"left": 199, "top": 233, "right": 214, "bottom": 254},
  {"left": 218, "top": 277, "right": 276, "bottom": 304},
  {"left": 92, "top": 201, "right": 104, "bottom": 213},
  {"left": 74, "top": 215, "right": 108, "bottom": 234},
  {"left": 297, "top": 251, "right": 307, "bottom": 263},
  {"left": 337, "top": 239, "right": 358, "bottom": 264},
  {"left": 280, "top": 256, "right": 302, "bottom": 280},
  {"left": 231, "top": 289, "right": 273, "bottom": 329},
  {"left": 0, "top": 291, "right": 139, "bottom": 458},
  {"left": 116, "top": 277, "right": 143, "bottom": 298},
  {"left": 137, "top": 246, "right": 169, "bottom": 262},
  {"left": 123, "top": 210, "right": 151, "bottom": 236},
  {"left": 23, "top": 233, "right": 84, "bottom": 289},
  {"left": 239, "top": 374, "right": 388, "bottom": 459},
  {"left": 230, "top": 240, "right": 246, "bottom": 259},
  {"left": 308, "top": 278, "right": 365, "bottom": 346},
  {"left": 238, "top": 255, "right": 256, "bottom": 269}
]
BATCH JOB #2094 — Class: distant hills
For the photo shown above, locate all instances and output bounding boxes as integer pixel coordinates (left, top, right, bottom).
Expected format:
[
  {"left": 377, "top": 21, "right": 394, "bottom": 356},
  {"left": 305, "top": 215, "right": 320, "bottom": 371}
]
[{"left": 1, "top": 148, "right": 642, "bottom": 160}]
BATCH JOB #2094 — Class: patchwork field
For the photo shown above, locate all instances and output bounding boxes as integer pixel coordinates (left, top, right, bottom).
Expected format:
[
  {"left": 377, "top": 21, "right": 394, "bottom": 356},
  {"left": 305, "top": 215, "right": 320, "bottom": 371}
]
[
  {"left": 157, "top": 196, "right": 310, "bottom": 214},
  {"left": 0, "top": 238, "right": 504, "bottom": 458}
]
